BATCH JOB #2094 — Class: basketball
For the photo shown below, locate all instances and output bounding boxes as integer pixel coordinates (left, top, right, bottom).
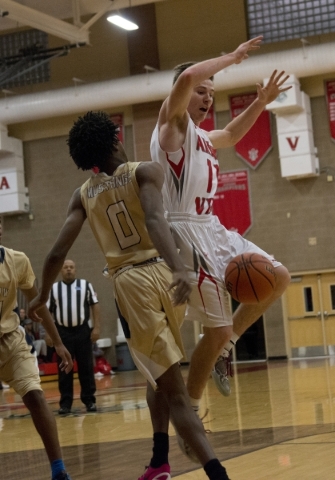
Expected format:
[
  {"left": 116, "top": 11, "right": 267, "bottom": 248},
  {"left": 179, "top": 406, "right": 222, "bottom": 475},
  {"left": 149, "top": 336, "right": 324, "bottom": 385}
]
[{"left": 224, "top": 253, "right": 276, "bottom": 304}]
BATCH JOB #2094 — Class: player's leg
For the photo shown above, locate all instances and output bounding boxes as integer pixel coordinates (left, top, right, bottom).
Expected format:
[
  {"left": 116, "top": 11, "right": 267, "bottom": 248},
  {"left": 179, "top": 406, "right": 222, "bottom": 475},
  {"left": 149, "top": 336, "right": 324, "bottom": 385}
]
[
  {"left": 139, "top": 383, "right": 170, "bottom": 479},
  {"left": 232, "top": 264, "right": 291, "bottom": 337},
  {"left": 23, "top": 390, "right": 71, "bottom": 479},
  {"left": 23, "top": 389, "right": 61, "bottom": 460},
  {"left": 185, "top": 275, "right": 233, "bottom": 402},
  {"left": 157, "top": 362, "right": 230, "bottom": 480},
  {"left": 168, "top": 214, "right": 234, "bottom": 399},
  {"left": 5, "top": 328, "right": 71, "bottom": 480},
  {"left": 214, "top": 228, "right": 291, "bottom": 385},
  {"left": 187, "top": 324, "right": 232, "bottom": 403}
]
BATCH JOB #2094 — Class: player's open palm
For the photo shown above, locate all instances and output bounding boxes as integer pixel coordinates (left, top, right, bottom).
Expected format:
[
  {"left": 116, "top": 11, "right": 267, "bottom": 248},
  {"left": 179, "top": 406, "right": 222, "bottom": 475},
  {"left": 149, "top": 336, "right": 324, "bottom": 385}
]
[
  {"left": 257, "top": 70, "right": 292, "bottom": 105},
  {"left": 233, "top": 35, "right": 263, "bottom": 64}
]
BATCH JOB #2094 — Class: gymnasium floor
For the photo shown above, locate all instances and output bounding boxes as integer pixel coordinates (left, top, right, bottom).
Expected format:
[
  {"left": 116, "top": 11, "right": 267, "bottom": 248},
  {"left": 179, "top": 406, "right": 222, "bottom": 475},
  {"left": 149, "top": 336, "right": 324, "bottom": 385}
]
[{"left": 0, "top": 358, "right": 334, "bottom": 480}]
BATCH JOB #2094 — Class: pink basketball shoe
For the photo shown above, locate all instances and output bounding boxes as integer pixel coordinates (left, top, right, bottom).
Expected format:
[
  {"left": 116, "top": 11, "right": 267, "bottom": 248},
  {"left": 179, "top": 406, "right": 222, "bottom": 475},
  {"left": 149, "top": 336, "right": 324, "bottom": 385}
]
[{"left": 138, "top": 464, "right": 171, "bottom": 480}]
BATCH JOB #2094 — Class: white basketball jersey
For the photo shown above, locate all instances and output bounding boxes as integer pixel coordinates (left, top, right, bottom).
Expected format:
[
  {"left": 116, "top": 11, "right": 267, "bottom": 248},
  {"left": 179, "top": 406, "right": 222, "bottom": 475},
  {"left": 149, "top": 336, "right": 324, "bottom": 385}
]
[{"left": 150, "top": 117, "right": 219, "bottom": 216}]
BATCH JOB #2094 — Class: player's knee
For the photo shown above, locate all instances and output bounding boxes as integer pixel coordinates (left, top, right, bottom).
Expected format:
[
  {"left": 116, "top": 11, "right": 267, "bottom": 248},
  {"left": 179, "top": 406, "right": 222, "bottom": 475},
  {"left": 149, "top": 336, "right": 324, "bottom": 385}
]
[
  {"left": 203, "top": 326, "right": 232, "bottom": 350},
  {"left": 22, "top": 389, "right": 45, "bottom": 410}
]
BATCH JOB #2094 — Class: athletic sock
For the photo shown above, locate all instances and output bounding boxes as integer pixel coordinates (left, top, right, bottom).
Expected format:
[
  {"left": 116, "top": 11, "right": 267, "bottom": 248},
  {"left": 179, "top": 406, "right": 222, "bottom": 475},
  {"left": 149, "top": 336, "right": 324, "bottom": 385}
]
[
  {"left": 51, "top": 459, "right": 65, "bottom": 479},
  {"left": 204, "top": 458, "right": 229, "bottom": 480},
  {"left": 223, "top": 332, "right": 239, "bottom": 356},
  {"left": 189, "top": 396, "right": 201, "bottom": 414},
  {"left": 150, "top": 432, "right": 169, "bottom": 468}
]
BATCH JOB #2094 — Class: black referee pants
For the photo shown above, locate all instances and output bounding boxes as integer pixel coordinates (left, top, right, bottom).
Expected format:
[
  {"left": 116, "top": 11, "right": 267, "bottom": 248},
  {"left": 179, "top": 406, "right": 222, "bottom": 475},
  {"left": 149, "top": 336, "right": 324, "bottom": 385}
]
[{"left": 56, "top": 322, "right": 96, "bottom": 409}]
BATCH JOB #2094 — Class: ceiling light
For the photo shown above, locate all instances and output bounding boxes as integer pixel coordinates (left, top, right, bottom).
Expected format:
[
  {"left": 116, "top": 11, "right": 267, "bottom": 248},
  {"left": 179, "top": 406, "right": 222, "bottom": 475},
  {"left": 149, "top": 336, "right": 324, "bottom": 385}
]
[{"left": 107, "top": 14, "right": 139, "bottom": 31}]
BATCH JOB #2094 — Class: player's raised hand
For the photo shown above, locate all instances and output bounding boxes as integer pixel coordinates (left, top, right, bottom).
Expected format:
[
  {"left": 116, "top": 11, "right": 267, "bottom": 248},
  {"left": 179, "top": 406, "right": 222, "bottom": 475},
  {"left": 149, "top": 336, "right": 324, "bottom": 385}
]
[
  {"left": 256, "top": 70, "right": 292, "bottom": 105},
  {"left": 233, "top": 35, "right": 263, "bottom": 64}
]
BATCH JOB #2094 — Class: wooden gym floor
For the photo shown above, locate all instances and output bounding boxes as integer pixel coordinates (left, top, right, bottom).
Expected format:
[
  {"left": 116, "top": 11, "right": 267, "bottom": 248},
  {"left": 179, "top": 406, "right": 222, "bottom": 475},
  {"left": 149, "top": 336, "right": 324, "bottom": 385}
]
[{"left": 1, "top": 358, "right": 335, "bottom": 479}]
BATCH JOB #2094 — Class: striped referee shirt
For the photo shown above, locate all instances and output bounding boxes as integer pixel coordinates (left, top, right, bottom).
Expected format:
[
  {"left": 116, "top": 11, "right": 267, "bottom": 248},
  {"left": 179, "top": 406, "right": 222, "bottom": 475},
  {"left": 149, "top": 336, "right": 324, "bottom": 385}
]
[{"left": 49, "top": 279, "right": 98, "bottom": 328}]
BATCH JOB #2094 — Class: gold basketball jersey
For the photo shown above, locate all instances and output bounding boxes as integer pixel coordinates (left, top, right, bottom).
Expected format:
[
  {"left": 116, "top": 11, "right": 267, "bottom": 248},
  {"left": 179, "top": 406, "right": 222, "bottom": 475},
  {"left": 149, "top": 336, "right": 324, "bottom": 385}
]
[
  {"left": 80, "top": 162, "right": 159, "bottom": 275},
  {"left": 0, "top": 247, "right": 35, "bottom": 335}
]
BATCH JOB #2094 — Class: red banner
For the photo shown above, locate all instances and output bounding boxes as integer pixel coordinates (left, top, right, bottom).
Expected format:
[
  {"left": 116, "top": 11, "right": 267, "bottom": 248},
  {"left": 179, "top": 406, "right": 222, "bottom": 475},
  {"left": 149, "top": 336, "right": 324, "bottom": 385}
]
[
  {"left": 325, "top": 80, "right": 335, "bottom": 143},
  {"left": 213, "top": 169, "right": 252, "bottom": 236},
  {"left": 229, "top": 93, "right": 272, "bottom": 169},
  {"left": 200, "top": 103, "right": 215, "bottom": 132},
  {"left": 110, "top": 113, "right": 124, "bottom": 143},
  {"left": 92, "top": 113, "right": 124, "bottom": 173}
]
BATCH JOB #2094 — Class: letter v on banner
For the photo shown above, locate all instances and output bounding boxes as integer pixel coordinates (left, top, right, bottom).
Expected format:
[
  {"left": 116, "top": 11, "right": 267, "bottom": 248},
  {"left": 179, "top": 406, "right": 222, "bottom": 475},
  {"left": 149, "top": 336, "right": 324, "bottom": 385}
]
[
  {"left": 286, "top": 136, "right": 299, "bottom": 150},
  {"left": 229, "top": 93, "right": 272, "bottom": 169}
]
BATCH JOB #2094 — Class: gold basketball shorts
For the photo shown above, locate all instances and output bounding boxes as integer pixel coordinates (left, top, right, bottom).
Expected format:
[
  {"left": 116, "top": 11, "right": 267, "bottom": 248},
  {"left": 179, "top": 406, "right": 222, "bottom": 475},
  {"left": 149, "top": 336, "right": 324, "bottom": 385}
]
[
  {"left": 112, "top": 261, "right": 186, "bottom": 390},
  {"left": 0, "top": 327, "right": 42, "bottom": 397}
]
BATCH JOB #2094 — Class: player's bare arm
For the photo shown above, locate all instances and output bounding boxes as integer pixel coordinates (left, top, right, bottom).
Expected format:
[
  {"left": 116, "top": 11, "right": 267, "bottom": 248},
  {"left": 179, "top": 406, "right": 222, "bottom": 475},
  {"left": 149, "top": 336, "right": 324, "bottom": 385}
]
[
  {"left": 28, "top": 188, "right": 86, "bottom": 318},
  {"left": 159, "top": 36, "right": 263, "bottom": 153},
  {"left": 208, "top": 70, "right": 292, "bottom": 149},
  {"left": 24, "top": 284, "right": 73, "bottom": 373},
  {"left": 136, "top": 162, "right": 191, "bottom": 305},
  {"left": 167, "top": 35, "right": 264, "bottom": 115}
]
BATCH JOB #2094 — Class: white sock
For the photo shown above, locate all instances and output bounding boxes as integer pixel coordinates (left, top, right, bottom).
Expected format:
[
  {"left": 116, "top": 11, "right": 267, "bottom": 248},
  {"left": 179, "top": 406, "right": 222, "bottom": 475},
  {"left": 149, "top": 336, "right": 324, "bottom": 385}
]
[
  {"left": 222, "top": 332, "right": 239, "bottom": 356},
  {"left": 189, "top": 396, "right": 200, "bottom": 413}
]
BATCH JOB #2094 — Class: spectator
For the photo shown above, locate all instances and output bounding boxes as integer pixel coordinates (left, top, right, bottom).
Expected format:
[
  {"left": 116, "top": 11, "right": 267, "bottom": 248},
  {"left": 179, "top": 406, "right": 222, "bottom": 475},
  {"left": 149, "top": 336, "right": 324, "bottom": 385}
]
[
  {"left": 19, "top": 308, "right": 28, "bottom": 326},
  {"left": 23, "top": 318, "right": 48, "bottom": 363}
]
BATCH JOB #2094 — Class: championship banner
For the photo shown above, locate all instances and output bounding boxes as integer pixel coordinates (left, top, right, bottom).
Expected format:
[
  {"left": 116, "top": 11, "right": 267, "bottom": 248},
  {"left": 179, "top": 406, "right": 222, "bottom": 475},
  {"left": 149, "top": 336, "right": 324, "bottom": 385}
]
[
  {"left": 325, "top": 80, "right": 335, "bottom": 143},
  {"left": 213, "top": 169, "right": 252, "bottom": 236},
  {"left": 229, "top": 93, "right": 272, "bottom": 169},
  {"left": 200, "top": 103, "right": 215, "bottom": 132}
]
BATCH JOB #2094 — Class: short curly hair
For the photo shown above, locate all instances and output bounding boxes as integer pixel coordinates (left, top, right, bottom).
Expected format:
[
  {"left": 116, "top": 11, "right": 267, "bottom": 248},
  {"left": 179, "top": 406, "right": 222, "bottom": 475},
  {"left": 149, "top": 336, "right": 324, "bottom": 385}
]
[{"left": 67, "top": 111, "right": 120, "bottom": 171}]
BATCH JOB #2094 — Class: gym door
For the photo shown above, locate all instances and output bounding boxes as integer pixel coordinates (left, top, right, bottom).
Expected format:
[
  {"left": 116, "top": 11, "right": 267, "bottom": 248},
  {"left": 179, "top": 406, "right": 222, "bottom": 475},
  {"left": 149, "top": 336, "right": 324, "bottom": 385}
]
[{"left": 284, "top": 271, "right": 335, "bottom": 358}]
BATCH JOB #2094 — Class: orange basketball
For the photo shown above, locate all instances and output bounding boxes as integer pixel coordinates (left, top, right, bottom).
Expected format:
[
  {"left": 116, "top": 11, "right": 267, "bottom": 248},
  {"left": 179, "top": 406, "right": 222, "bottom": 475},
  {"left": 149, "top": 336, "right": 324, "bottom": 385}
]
[{"left": 224, "top": 253, "right": 276, "bottom": 304}]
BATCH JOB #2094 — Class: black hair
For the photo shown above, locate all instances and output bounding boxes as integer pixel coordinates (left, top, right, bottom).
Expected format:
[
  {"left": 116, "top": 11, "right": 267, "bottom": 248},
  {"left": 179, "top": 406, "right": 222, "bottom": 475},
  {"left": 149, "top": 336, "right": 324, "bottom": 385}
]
[
  {"left": 67, "top": 111, "right": 120, "bottom": 171},
  {"left": 173, "top": 61, "right": 214, "bottom": 85}
]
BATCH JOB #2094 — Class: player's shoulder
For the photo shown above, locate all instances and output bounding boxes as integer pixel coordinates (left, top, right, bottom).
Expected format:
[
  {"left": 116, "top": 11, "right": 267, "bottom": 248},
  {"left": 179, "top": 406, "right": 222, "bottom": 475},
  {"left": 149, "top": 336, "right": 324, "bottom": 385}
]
[
  {"left": 4, "top": 247, "right": 29, "bottom": 264},
  {"left": 136, "top": 161, "right": 163, "bottom": 182}
]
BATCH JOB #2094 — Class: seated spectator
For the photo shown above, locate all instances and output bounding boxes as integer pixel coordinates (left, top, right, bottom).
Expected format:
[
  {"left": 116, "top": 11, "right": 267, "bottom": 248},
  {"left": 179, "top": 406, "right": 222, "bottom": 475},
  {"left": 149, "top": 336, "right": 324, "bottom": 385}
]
[
  {"left": 24, "top": 319, "right": 48, "bottom": 363},
  {"left": 19, "top": 308, "right": 28, "bottom": 326}
]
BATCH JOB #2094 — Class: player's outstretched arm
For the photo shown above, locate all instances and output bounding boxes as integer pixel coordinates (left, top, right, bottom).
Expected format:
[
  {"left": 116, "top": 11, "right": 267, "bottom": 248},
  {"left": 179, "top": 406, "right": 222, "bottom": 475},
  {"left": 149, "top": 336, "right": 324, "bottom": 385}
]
[
  {"left": 208, "top": 69, "right": 292, "bottom": 149},
  {"left": 163, "top": 35, "right": 264, "bottom": 130},
  {"left": 28, "top": 188, "right": 86, "bottom": 321},
  {"left": 136, "top": 162, "right": 191, "bottom": 306}
]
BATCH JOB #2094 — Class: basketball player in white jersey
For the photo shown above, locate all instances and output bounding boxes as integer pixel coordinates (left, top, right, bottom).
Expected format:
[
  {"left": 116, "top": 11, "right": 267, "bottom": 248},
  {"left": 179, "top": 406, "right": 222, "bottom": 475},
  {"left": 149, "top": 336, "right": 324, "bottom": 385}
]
[
  {"left": 150, "top": 36, "right": 291, "bottom": 456},
  {"left": 29, "top": 111, "right": 232, "bottom": 480}
]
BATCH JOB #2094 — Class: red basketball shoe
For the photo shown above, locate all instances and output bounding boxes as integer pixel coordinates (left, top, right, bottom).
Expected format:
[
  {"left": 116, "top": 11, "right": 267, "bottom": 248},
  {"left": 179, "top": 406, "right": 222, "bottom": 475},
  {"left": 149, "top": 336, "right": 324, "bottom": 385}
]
[{"left": 138, "top": 464, "right": 171, "bottom": 480}]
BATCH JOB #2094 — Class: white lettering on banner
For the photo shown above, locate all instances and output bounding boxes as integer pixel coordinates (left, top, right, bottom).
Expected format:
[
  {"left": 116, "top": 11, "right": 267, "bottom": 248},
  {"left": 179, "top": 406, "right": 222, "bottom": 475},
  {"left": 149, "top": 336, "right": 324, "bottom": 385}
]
[
  {"left": 286, "top": 137, "right": 299, "bottom": 150},
  {"left": 0, "top": 176, "right": 10, "bottom": 190}
]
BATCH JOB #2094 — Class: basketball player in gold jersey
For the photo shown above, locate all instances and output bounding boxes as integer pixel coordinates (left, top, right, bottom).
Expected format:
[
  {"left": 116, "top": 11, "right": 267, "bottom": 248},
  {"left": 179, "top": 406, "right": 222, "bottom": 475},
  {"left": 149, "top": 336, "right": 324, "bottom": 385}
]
[
  {"left": 0, "top": 219, "right": 72, "bottom": 480},
  {"left": 29, "top": 111, "right": 232, "bottom": 480}
]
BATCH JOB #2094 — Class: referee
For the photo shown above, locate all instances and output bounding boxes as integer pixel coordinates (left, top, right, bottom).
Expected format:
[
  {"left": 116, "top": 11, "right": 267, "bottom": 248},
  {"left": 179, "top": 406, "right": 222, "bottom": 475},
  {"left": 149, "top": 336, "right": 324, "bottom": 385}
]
[{"left": 49, "top": 259, "right": 100, "bottom": 414}]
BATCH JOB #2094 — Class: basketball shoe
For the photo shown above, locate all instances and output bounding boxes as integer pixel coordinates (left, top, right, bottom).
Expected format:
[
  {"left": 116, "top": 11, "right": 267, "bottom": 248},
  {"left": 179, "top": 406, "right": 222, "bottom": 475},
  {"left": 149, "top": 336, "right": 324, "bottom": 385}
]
[
  {"left": 138, "top": 464, "right": 171, "bottom": 480},
  {"left": 52, "top": 471, "right": 71, "bottom": 480},
  {"left": 212, "top": 353, "right": 233, "bottom": 397}
]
